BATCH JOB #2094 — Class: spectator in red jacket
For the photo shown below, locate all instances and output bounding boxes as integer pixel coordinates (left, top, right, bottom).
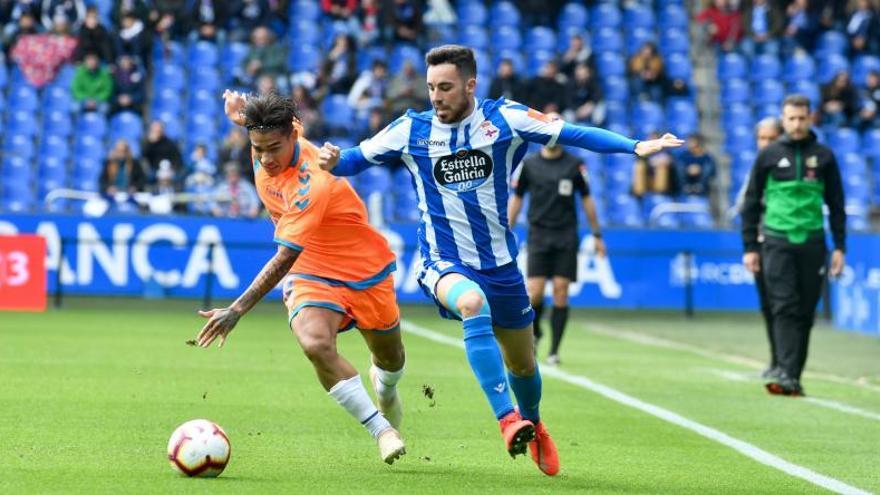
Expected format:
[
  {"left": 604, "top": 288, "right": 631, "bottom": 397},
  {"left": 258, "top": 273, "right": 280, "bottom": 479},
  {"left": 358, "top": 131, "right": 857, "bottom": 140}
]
[
  {"left": 10, "top": 14, "right": 78, "bottom": 87},
  {"left": 696, "top": 0, "right": 743, "bottom": 52}
]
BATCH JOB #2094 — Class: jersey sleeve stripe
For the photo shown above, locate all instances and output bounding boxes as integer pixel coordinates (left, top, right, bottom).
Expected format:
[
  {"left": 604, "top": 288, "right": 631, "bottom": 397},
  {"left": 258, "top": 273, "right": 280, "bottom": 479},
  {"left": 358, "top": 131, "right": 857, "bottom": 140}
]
[{"left": 274, "top": 238, "right": 304, "bottom": 251}]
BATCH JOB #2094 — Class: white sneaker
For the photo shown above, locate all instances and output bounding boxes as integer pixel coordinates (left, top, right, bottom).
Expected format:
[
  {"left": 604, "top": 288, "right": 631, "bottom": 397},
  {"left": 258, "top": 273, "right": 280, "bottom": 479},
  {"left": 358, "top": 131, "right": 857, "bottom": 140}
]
[
  {"left": 370, "top": 365, "right": 403, "bottom": 429},
  {"left": 546, "top": 354, "right": 560, "bottom": 366},
  {"left": 377, "top": 427, "right": 406, "bottom": 465}
]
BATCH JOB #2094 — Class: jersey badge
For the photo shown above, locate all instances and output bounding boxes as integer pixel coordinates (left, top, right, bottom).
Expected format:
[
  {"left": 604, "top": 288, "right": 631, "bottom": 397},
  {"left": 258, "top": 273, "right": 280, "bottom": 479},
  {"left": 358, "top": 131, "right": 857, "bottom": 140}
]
[
  {"left": 806, "top": 156, "right": 818, "bottom": 168},
  {"left": 777, "top": 157, "right": 791, "bottom": 168}
]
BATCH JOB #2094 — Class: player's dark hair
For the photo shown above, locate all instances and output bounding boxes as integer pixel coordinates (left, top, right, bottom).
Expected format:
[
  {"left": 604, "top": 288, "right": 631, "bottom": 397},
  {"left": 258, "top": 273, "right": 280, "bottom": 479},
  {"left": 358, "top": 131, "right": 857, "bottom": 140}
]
[
  {"left": 782, "top": 94, "right": 811, "bottom": 112},
  {"left": 242, "top": 92, "right": 299, "bottom": 134},
  {"left": 425, "top": 45, "right": 477, "bottom": 79}
]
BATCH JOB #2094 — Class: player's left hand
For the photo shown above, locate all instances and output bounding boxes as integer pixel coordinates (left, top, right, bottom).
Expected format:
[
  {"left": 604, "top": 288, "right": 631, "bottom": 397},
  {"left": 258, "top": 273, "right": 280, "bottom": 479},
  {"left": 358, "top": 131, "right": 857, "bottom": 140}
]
[
  {"left": 196, "top": 307, "right": 241, "bottom": 348},
  {"left": 830, "top": 249, "right": 845, "bottom": 278},
  {"left": 634, "top": 133, "right": 685, "bottom": 157},
  {"left": 222, "top": 89, "right": 247, "bottom": 127},
  {"left": 317, "top": 142, "right": 341, "bottom": 171}
]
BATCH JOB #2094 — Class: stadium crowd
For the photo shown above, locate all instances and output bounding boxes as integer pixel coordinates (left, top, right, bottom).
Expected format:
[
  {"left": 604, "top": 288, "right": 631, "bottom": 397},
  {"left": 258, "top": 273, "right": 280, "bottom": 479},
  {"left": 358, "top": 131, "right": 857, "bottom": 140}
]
[{"left": 0, "top": 0, "right": 878, "bottom": 229}]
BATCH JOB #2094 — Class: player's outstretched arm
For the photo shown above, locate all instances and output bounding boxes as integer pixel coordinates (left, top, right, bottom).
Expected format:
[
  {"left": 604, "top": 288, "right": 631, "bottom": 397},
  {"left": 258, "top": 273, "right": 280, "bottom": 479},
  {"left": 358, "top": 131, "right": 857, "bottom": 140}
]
[
  {"left": 633, "top": 133, "right": 685, "bottom": 157},
  {"left": 555, "top": 123, "right": 684, "bottom": 156},
  {"left": 195, "top": 245, "right": 300, "bottom": 348},
  {"left": 317, "top": 143, "right": 375, "bottom": 176}
]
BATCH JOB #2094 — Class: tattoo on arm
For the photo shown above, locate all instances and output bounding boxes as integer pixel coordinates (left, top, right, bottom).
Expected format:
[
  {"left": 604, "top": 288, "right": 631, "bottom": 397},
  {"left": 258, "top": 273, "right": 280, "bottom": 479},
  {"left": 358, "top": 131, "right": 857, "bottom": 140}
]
[{"left": 230, "top": 246, "right": 300, "bottom": 316}]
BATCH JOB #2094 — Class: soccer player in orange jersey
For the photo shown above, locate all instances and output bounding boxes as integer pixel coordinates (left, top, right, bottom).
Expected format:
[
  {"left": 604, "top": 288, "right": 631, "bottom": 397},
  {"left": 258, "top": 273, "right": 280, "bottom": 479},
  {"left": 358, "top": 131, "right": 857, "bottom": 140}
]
[{"left": 195, "top": 91, "right": 406, "bottom": 464}]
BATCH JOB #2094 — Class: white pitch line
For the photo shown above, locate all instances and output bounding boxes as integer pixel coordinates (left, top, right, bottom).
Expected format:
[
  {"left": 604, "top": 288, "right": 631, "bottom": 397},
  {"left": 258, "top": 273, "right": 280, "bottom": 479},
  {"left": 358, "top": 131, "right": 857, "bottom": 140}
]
[
  {"left": 585, "top": 322, "right": 880, "bottom": 393},
  {"left": 401, "top": 320, "right": 873, "bottom": 495}
]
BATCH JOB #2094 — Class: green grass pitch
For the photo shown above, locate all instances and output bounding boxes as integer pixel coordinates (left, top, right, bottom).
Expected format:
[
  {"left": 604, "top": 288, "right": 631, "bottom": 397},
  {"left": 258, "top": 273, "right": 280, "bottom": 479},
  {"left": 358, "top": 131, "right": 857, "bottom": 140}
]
[{"left": 1, "top": 298, "right": 878, "bottom": 494}]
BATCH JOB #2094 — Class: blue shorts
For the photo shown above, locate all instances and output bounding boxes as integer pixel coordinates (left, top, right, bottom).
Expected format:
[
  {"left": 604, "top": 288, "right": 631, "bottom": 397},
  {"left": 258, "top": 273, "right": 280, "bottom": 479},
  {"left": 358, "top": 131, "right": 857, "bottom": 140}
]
[{"left": 418, "top": 260, "right": 535, "bottom": 329}]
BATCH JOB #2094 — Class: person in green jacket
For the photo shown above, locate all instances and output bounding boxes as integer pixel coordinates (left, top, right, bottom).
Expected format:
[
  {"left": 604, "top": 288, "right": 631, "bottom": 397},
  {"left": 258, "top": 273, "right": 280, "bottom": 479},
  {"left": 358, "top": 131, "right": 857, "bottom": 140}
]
[
  {"left": 741, "top": 94, "right": 847, "bottom": 397},
  {"left": 71, "top": 51, "right": 113, "bottom": 113}
]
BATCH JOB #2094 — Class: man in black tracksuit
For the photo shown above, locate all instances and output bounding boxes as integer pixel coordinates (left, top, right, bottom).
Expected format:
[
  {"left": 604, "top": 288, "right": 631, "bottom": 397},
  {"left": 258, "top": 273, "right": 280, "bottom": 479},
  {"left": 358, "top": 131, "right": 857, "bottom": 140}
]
[
  {"left": 741, "top": 95, "right": 847, "bottom": 396},
  {"left": 508, "top": 116, "right": 606, "bottom": 366}
]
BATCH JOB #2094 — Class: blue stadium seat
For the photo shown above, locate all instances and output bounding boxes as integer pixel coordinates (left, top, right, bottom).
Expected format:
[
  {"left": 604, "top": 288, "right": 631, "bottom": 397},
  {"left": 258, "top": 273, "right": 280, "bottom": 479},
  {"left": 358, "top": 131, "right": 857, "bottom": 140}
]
[
  {"left": 862, "top": 129, "right": 880, "bottom": 160},
  {"left": 630, "top": 101, "right": 664, "bottom": 135},
  {"left": 840, "top": 152, "right": 866, "bottom": 176},
  {"left": 817, "top": 54, "right": 850, "bottom": 84},
  {"left": 151, "top": 87, "right": 182, "bottom": 115},
  {"left": 1, "top": 180, "right": 35, "bottom": 212},
  {"left": 590, "top": 3, "right": 621, "bottom": 29},
  {"left": 2, "top": 155, "right": 32, "bottom": 182},
  {"left": 110, "top": 112, "right": 143, "bottom": 138},
  {"left": 321, "top": 94, "right": 354, "bottom": 133},
  {"left": 52, "top": 64, "right": 76, "bottom": 89},
  {"left": 40, "top": 134, "right": 69, "bottom": 160},
  {"left": 606, "top": 154, "right": 635, "bottom": 172},
  {"left": 188, "top": 89, "right": 220, "bottom": 116},
  {"left": 289, "top": 19, "right": 321, "bottom": 45},
  {"left": 526, "top": 27, "right": 557, "bottom": 52},
  {"left": 8, "top": 84, "right": 39, "bottom": 112},
  {"left": 490, "top": 1, "right": 520, "bottom": 26},
  {"left": 288, "top": 44, "right": 320, "bottom": 72},
  {"left": 717, "top": 53, "right": 747, "bottom": 80},
  {"left": 783, "top": 54, "right": 816, "bottom": 83},
  {"left": 723, "top": 103, "right": 754, "bottom": 129},
  {"left": 558, "top": 3, "right": 588, "bottom": 29},
  {"left": 725, "top": 126, "right": 754, "bottom": 153},
  {"left": 186, "top": 112, "right": 217, "bottom": 140},
  {"left": 592, "top": 28, "right": 623, "bottom": 53},
  {"left": 667, "top": 100, "right": 697, "bottom": 127},
  {"left": 3, "top": 134, "right": 35, "bottom": 159},
  {"left": 153, "top": 40, "right": 185, "bottom": 66},
  {"left": 755, "top": 103, "right": 779, "bottom": 120},
  {"left": 188, "top": 41, "right": 219, "bottom": 68},
  {"left": 74, "top": 135, "right": 105, "bottom": 161},
  {"left": 154, "top": 63, "right": 186, "bottom": 91},
  {"left": 754, "top": 79, "right": 785, "bottom": 106},
  {"left": 720, "top": 79, "right": 750, "bottom": 105},
  {"left": 190, "top": 67, "right": 220, "bottom": 92},
  {"left": 659, "top": 29, "right": 689, "bottom": 55},
  {"left": 788, "top": 80, "right": 820, "bottom": 107},
  {"left": 596, "top": 52, "right": 626, "bottom": 77},
  {"left": 624, "top": 5, "right": 655, "bottom": 28},
  {"left": 659, "top": 4, "right": 688, "bottom": 30},
  {"left": 360, "top": 167, "right": 392, "bottom": 195},
  {"left": 626, "top": 28, "right": 656, "bottom": 56},
  {"left": 40, "top": 156, "right": 67, "bottom": 184},
  {"left": 527, "top": 50, "right": 555, "bottom": 77},
  {"left": 605, "top": 123, "right": 632, "bottom": 138},
  {"left": 0, "top": 62, "right": 7, "bottom": 89},
  {"left": 665, "top": 53, "right": 692, "bottom": 80},
  {"left": 43, "top": 85, "right": 73, "bottom": 113},
  {"left": 357, "top": 46, "right": 388, "bottom": 73},
  {"left": 750, "top": 54, "right": 781, "bottom": 82},
  {"left": 458, "top": 2, "right": 487, "bottom": 26},
  {"left": 642, "top": 193, "right": 674, "bottom": 218},
  {"left": 491, "top": 25, "right": 522, "bottom": 51},
  {"left": 852, "top": 55, "right": 880, "bottom": 86},
  {"left": 43, "top": 110, "right": 73, "bottom": 137},
  {"left": 289, "top": 0, "right": 321, "bottom": 21},
  {"left": 73, "top": 157, "right": 102, "bottom": 188},
  {"left": 7, "top": 110, "right": 38, "bottom": 136},
  {"left": 77, "top": 112, "right": 107, "bottom": 138},
  {"left": 459, "top": 25, "right": 488, "bottom": 50},
  {"left": 817, "top": 30, "right": 848, "bottom": 56},
  {"left": 609, "top": 194, "right": 643, "bottom": 227},
  {"left": 220, "top": 42, "right": 250, "bottom": 77},
  {"left": 602, "top": 76, "right": 629, "bottom": 102},
  {"left": 0, "top": 91, "right": 5, "bottom": 112},
  {"left": 492, "top": 49, "right": 524, "bottom": 74},
  {"left": 603, "top": 100, "right": 628, "bottom": 124},
  {"left": 390, "top": 45, "right": 424, "bottom": 73},
  {"left": 732, "top": 150, "right": 757, "bottom": 176},
  {"left": 828, "top": 129, "right": 861, "bottom": 154}
]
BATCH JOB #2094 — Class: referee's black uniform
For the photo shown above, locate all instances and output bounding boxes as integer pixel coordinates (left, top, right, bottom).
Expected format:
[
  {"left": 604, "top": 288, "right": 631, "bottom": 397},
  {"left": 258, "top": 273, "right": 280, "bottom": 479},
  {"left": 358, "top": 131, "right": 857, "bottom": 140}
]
[
  {"left": 741, "top": 130, "right": 846, "bottom": 395},
  {"left": 512, "top": 149, "right": 592, "bottom": 358}
]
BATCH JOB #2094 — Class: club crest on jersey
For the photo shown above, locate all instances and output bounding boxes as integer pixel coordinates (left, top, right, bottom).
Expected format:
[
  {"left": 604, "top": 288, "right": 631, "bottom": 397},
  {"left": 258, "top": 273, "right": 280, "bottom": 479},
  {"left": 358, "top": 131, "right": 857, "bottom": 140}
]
[
  {"left": 480, "top": 120, "right": 499, "bottom": 140},
  {"left": 433, "top": 149, "right": 493, "bottom": 192},
  {"left": 806, "top": 156, "right": 818, "bottom": 168}
]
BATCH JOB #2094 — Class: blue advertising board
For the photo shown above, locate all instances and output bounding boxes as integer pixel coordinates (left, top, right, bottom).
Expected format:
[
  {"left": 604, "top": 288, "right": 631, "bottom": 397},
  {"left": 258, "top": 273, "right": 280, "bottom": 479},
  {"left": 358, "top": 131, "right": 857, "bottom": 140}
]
[{"left": 0, "top": 213, "right": 875, "bottom": 335}]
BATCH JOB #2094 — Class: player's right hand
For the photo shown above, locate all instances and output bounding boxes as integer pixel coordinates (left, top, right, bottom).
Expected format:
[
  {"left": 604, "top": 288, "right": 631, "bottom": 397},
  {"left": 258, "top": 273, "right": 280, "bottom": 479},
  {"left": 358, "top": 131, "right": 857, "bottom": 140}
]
[
  {"left": 195, "top": 307, "right": 241, "bottom": 348},
  {"left": 318, "top": 142, "right": 341, "bottom": 171},
  {"left": 222, "top": 89, "right": 247, "bottom": 127},
  {"left": 742, "top": 252, "right": 760, "bottom": 273}
]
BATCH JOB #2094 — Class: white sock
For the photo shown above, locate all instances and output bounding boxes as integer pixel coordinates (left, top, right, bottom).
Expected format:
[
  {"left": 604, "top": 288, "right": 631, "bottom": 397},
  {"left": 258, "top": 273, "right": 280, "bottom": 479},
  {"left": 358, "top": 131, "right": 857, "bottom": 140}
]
[
  {"left": 371, "top": 363, "right": 404, "bottom": 403},
  {"left": 328, "top": 375, "right": 391, "bottom": 438}
]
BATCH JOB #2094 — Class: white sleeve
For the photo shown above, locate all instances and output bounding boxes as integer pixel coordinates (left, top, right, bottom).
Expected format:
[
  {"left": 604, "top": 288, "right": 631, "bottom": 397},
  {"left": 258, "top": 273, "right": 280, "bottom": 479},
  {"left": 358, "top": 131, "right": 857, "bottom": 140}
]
[
  {"left": 497, "top": 99, "right": 565, "bottom": 146},
  {"left": 359, "top": 115, "right": 412, "bottom": 165}
]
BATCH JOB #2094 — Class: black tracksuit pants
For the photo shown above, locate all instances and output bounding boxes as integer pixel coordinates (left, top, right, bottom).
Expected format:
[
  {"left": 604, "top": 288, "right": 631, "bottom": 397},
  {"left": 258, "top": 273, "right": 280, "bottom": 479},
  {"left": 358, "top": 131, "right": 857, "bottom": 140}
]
[
  {"left": 761, "top": 235, "right": 827, "bottom": 380},
  {"left": 753, "top": 247, "right": 776, "bottom": 368}
]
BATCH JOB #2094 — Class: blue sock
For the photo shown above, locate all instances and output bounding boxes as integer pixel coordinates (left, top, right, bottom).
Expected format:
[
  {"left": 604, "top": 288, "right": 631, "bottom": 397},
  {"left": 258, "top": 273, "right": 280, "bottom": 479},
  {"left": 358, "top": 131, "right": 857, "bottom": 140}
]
[
  {"left": 463, "top": 315, "right": 515, "bottom": 420},
  {"left": 508, "top": 367, "right": 542, "bottom": 423}
]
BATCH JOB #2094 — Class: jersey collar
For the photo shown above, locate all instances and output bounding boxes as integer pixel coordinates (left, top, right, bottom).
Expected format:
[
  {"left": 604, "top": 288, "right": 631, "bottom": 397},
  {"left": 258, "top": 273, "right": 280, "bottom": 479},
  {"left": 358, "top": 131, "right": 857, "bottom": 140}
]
[{"left": 431, "top": 98, "right": 479, "bottom": 129}]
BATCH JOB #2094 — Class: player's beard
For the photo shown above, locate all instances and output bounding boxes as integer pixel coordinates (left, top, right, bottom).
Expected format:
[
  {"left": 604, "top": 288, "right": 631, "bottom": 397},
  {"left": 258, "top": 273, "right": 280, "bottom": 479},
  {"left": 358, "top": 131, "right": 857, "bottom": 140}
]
[{"left": 436, "top": 90, "right": 471, "bottom": 123}]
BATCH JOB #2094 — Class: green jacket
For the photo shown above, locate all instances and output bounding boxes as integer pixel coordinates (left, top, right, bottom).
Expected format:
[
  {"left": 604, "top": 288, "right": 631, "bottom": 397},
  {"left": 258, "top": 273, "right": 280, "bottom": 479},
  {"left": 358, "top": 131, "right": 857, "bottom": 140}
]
[
  {"left": 71, "top": 65, "right": 113, "bottom": 102},
  {"left": 741, "top": 131, "right": 846, "bottom": 252}
]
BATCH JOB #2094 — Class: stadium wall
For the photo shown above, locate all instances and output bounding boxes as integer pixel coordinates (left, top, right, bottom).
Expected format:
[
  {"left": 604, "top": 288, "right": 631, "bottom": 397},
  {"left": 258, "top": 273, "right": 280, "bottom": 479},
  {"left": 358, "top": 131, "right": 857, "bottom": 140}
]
[{"left": 0, "top": 213, "right": 877, "bottom": 336}]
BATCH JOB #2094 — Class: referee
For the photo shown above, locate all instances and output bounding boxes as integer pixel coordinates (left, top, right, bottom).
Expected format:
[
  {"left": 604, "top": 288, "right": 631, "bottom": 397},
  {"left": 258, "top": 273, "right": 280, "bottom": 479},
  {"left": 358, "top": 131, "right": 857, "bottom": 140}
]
[
  {"left": 508, "top": 113, "right": 606, "bottom": 366},
  {"left": 741, "top": 95, "right": 846, "bottom": 396}
]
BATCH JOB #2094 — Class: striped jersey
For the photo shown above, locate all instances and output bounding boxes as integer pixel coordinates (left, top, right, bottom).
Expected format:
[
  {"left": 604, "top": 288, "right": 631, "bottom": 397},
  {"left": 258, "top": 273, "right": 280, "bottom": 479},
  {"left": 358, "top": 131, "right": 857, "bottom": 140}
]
[{"left": 359, "top": 98, "right": 567, "bottom": 269}]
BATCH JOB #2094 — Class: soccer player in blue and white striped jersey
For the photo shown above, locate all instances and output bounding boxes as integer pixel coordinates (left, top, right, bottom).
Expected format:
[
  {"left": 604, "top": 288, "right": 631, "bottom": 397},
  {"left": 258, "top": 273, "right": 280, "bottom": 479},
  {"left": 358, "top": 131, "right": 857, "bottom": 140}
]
[{"left": 318, "top": 45, "right": 683, "bottom": 476}]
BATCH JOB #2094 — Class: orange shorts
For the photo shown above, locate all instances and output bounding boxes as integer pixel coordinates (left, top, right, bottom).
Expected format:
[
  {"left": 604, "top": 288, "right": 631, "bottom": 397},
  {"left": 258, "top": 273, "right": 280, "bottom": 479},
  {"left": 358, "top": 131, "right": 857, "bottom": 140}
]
[{"left": 283, "top": 274, "right": 400, "bottom": 332}]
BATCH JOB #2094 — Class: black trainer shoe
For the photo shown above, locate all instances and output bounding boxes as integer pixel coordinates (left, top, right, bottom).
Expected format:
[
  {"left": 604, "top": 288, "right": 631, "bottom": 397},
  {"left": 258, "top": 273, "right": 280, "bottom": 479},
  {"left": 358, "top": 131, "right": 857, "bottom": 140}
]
[
  {"left": 765, "top": 371, "right": 805, "bottom": 397},
  {"left": 761, "top": 366, "right": 782, "bottom": 381}
]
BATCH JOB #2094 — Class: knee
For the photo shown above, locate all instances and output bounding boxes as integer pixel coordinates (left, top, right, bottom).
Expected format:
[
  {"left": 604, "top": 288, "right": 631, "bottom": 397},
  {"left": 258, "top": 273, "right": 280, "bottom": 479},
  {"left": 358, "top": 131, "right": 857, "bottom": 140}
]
[
  {"left": 552, "top": 288, "right": 568, "bottom": 306},
  {"left": 298, "top": 335, "right": 336, "bottom": 363},
  {"left": 509, "top": 356, "right": 537, "bottom": 377},
  {"left": 457, "top": 290, "right": 487, "bottom": 318}
]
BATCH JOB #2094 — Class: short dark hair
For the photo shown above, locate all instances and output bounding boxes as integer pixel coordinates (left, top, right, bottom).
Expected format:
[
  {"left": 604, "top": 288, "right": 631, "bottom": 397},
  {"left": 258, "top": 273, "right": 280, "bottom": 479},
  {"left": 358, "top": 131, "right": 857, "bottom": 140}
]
[
  {"left": 782, "top": 94, "right": 811, "bottom": 111},
  {"left": 242, "top": 92, "right": 299, "bottom": 134},
  {"left": 425, "top": 44, "right": 477, "bottom": 79}
]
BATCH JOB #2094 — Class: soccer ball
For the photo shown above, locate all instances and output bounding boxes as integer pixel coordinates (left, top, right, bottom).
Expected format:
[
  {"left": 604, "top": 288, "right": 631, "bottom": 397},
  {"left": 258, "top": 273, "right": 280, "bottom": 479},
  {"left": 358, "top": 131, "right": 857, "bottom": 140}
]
[{"left": 167, "top": 419, "right": 231, "bottom": 477}]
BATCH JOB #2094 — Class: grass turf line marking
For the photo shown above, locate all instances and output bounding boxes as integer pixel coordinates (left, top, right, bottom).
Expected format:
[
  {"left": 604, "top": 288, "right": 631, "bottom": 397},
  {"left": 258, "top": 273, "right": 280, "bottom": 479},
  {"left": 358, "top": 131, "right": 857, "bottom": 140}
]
[
  {"left": 401, "top": 320, "right": 873, "bottom": 495},
  {"left": 585, "top": 322, "right": 880, "bottom": 394}
]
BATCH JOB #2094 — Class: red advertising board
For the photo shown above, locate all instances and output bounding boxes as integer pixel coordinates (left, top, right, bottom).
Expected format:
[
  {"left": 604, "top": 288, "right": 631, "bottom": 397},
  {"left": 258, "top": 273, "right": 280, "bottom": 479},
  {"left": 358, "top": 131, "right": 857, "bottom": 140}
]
[{"left": 0, "top": 235, "right": 47, "bottom": 312}]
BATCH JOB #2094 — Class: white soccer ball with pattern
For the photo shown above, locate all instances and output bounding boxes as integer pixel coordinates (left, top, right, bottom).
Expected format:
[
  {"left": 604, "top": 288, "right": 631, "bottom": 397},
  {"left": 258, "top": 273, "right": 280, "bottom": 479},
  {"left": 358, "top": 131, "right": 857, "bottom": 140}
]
[{"left": 167, "top": 419, "right": 231, "bottom": 477}]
